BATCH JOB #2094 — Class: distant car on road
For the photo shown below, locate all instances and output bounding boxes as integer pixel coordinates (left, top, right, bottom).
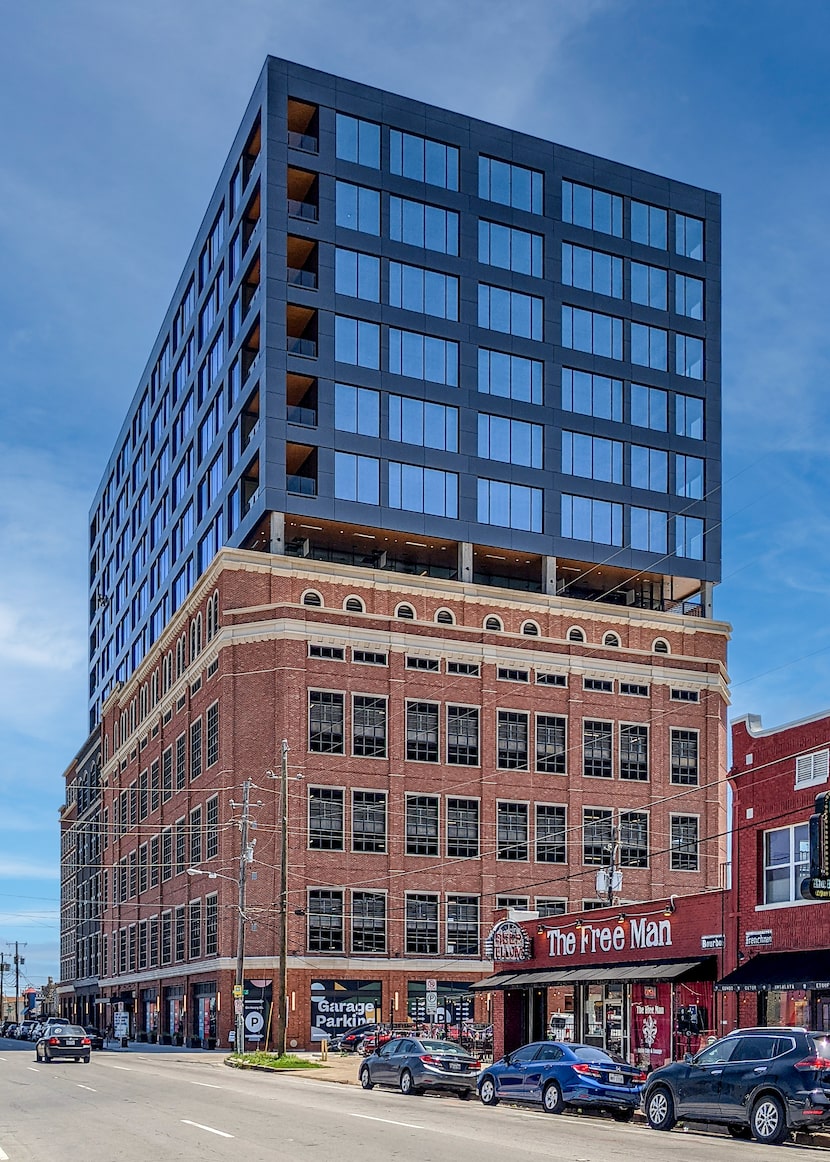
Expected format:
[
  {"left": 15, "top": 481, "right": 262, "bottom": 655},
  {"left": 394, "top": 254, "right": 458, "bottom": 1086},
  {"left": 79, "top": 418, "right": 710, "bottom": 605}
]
[
  {"left": 477, "top": 1041, "right": 645, "bottom": 1119},
  {"left": 359, "top": 1036, "right": 481, "bottom": 1098},
  {"left": 35, "top": 1025, "right": 92, "bottom": 1064},
  {"left": 83, "top": 1026, "right": 105, "bottom": 1050}
]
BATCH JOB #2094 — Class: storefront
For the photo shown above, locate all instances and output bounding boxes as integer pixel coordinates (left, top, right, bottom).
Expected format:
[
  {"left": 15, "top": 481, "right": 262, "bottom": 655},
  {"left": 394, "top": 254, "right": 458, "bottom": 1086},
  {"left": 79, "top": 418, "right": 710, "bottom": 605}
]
[
  {"left": 479, "top": 898, "right": 725, "bottom": 1065},
  {"left": 162, "top": 985, "right": 185, "bottom": 1044},
  {"left": 716, "top": 949, "right": 830, "bottom": 1031},
  {"left": 192, "top": 980, "right": 218, "bottom": 1048},
  {"left": 140, "top": 987, "right": 159, "bottom": 1040}
]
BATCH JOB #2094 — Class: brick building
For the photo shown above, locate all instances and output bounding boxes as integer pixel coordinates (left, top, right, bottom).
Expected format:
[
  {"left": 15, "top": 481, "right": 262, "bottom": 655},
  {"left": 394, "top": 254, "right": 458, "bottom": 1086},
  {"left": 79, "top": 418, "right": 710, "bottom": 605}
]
[{"left": 69, "top": 547, "right": 728, "bottom": 1047}]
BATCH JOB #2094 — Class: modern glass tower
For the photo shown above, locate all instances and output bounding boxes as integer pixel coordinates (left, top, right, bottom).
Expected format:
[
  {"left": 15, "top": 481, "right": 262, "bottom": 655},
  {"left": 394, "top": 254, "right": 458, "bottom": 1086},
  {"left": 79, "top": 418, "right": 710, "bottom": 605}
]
[{"left": 87, "top": 56, "right": 720, "bottom": 729}]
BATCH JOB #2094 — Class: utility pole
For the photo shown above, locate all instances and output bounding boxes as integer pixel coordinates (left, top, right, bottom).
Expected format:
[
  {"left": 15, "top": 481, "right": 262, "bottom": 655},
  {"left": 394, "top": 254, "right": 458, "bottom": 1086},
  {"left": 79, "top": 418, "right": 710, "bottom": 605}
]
[
  {"left": 10, "top": 943, "right": 25, "bottom": 1022},
  {"left": 276, "top": 738, "right": 289, "bottom": 1058},
  {"left": 234, "top": 780, "right": 252, "bottom": 1054},
  {"left": 0, "top": 956, "right": 8, "bottom": 1022}
]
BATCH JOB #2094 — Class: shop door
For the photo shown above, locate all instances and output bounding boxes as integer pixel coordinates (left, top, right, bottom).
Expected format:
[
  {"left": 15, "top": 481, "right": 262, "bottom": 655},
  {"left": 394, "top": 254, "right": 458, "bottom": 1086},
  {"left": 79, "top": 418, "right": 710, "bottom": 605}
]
[
  {"left": 815, "top": 995, "right": 830, "bottom": 1032},
  {"left": 503, "top": 989, "right": 529, "bottom": 1055},
  {"left": 529, "top": 989, "right": 547, "bottom": 1043},
  {"left": 581, "top": 984, "right": 627, "bottom": 1056}
]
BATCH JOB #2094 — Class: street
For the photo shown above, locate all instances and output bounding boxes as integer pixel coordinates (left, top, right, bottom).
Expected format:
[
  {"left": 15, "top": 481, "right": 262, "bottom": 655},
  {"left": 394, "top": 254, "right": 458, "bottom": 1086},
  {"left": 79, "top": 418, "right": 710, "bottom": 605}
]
[{"left": 0, "top": 1040, "right": 824, "bottom": 1161}]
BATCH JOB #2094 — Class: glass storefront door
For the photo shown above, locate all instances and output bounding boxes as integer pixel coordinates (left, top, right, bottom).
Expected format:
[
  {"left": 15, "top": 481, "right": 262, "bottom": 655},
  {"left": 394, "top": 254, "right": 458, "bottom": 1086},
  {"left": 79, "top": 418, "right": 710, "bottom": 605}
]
[{"left": 580, "top": 983, "right": 627, "bottom": 1057}]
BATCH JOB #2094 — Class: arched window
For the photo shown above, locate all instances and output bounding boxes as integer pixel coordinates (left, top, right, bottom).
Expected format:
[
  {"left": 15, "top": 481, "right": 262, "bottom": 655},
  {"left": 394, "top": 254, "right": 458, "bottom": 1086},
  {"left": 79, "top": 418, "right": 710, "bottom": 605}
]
[
  {"left": 435, "top": 609, "right": 454, "bottom": 625},
  {"left": 139, "top": 684, "right": 148, "bottom": 719},
  {"left": 521, "top": 621, "right": 540, "bottom": 636},
  {"left": 567, "top": 626, "right": 586, "bottom": 643},
  {"left": 484, "top": 616, "right": 503, "bottom": 631},
  {"left": 345, "top": 596, "right": 364, "bottom": 613},
  {"left": 603, "top": 632, "right": 620, "bottom": 647},
  {"left": 653, "top": 638, "right": 670, "bottom": 654},
  {"left": 206, "top": 599, "right": 214, "bottom": 642},
  {"left": 150, "top": 671, "right": 158, "bottom": 708},
  {"left": 129, "top": 700, "right": 136, "bottom": 733},
  {"left": 302, "top": 590, "right": 323, "bottom": 607},
  {"left": 103, "top": 735, "right": 109, "bottom": 763},
  {"left": 206, "top": 591, "right": 220, "bottom": 641},
  {"left": 113, "top": 721, "right": 119, "bottom": 750},
  {"left": 162, "top": 652, "right": 172, "bottom": 693},
  {"left": 396, "top": 603, "right": 415, "bottom": 620}
]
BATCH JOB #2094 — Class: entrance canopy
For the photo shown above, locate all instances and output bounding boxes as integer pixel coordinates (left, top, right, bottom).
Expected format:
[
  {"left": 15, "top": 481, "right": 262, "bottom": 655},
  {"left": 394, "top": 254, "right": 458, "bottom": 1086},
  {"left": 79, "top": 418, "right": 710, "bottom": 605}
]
[
  {"left": 472, "top": 959, "right": 710, "bottom": 990},
  {"left": 716, "top": 950, "right": 830, "bottom": 992}
]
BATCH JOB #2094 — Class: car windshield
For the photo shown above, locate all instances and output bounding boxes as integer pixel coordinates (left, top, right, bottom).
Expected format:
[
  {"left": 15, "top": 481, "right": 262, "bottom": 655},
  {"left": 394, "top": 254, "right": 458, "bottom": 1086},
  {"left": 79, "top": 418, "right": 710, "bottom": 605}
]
[
  {"left": 419, "top": 1040, "right": 470, "bottom": 1057},
  {"left": 571, "top": 1046, "right": 616, "bottom": 1064}
]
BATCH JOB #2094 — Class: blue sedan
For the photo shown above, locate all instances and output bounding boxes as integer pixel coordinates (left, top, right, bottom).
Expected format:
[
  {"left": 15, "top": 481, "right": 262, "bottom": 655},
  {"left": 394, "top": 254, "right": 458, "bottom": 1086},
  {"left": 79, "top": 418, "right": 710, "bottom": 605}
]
[{"left": 477, "top": 1041, "right": 646, "bottom": 1119}]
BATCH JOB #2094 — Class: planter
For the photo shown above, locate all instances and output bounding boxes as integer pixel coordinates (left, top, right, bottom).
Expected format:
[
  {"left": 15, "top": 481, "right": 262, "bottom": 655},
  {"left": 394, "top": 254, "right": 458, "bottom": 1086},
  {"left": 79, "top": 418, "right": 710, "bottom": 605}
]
[
  {"left": 188, "top": 1035, "right": 202, "bottom": 1049},
  {"left": 173, "top": 1034, "right": 184, "bottom": 1047},
  {"left": 137, "top": 1032, "right": 148, "bottom": 1043},
  {"left": 206, "top": 1037, "right": 217, "bottom": 1050},
  {"left": 148, "top": 1032, "right": 158, "bottom": 1044}
]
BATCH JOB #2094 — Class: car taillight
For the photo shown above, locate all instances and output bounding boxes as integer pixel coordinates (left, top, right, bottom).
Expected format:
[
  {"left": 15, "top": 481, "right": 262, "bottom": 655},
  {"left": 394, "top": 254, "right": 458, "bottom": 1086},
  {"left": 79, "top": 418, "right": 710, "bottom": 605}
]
[
  {"left": 49, "top": 1037, "right": 59, "bottom": 1045},
  {"left": 470, "top": 1060, "right": 481, "bottom": 1070},
  {"left": 572, "top": 1062, "right": 601, "bottom": 1079},
  {"left": 420, "top": 1054, "right": 442, "bottom": 1065},
  {"left": 795, "top": 1056, "right": 830, "bottom": 1071},
  {"left": 82, "top": 1038, "right": 91, "bottom": 1045},
  {"left": 633, "top": 1071, "right": 648, "bottom": 1083}
]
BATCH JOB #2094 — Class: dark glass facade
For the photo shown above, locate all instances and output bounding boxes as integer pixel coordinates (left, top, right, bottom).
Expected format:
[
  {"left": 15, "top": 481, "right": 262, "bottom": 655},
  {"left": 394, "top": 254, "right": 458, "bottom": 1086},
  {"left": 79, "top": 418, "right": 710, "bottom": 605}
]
[{"left": 87, "top": 57, "right": 721, "bottom": 728}]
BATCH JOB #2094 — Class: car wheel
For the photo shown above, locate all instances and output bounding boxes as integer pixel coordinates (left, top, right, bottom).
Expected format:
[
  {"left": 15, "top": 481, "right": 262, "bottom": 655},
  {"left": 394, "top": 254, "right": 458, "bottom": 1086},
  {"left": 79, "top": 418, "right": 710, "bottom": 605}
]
[
  {"left": 750, "top": 1094, "right": 789, "bottom": 1145},
  {"left": 645, "top": 1086, "right": 676, "bottom": 1131},
  {"left": 479, "top": 1075, "right": 499, "bottom": 1106},
  {"left": 611, "top": 1108, "right": 635, "bottom": 1123},
  {"left": 400, "top": 1070, "right": 420, "bottom": 1096},
  {"left": 359, "top": 1066, "right": 374, "bottom": 1090},
  {"left": 542, "top": 1080, "right": 564, "bottom": 1114},
  {"left": 84, "top": 1056, "right": 90, "bottom": 1064},
  {"left": 727, "top": 1125, "right": 752, "bottom": 1140}
]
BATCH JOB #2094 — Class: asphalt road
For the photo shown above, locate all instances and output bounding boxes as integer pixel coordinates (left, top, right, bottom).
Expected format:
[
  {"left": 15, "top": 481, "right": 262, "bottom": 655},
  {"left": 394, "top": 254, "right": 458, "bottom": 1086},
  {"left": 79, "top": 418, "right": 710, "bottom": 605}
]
[{"left": 0, "top": 1039, "right": 823, "bottom": 1161}]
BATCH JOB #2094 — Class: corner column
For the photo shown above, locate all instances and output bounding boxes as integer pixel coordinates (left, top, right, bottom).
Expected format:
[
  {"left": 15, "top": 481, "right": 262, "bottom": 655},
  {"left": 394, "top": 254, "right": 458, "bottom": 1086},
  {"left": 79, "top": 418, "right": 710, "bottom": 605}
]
[
  {"left": 543, "top": 556, "right": 557, "bottom": 595},
  {"left": 269, "top": 511, "right": 285, "bottom": 555},
  {"left": 458, "top": 542, "right": 473, "bottom": 583}
]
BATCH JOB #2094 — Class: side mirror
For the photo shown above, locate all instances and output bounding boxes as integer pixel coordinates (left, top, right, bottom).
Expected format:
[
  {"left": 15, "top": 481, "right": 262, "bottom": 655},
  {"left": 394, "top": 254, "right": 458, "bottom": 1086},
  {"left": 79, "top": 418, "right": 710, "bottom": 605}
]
[
  {"left": 684, "top": 1052, "right": 692, "bottom": 1063},
  {"left": 503, "top": 1053, "right": 512, "bottom": 1065}
]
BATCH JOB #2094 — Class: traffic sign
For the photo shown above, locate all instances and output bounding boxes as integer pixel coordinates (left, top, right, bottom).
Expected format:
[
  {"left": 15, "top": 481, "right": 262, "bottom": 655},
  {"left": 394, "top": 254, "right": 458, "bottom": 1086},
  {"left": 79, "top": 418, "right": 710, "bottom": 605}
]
[
  {"left": 426, "top": 978, "right": 437, "bottom": 991},
  {"left": 426, "top": 991, "right": 438, "bottom": 1014},
  {"left": 232, "top": 984, "right": 244, "bottom": 998},
  {"left": 234, "top": 998, "right": 244, "bottom": 1015}
]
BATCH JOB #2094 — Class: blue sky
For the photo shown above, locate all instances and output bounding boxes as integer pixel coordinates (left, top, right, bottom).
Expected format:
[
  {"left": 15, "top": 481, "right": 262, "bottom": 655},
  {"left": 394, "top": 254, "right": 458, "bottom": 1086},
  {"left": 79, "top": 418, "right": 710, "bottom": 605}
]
[{"left": 2, "top": 0, "right": 829, "bottom": 981}]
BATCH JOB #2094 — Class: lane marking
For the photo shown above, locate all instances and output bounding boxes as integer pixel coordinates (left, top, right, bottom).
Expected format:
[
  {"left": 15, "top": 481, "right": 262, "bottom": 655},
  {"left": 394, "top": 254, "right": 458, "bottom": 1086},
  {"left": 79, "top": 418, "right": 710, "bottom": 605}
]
[
  {"left": 189, "top": 1081, "right": 223, "bottom": 1089},
  {"left": 27, "top": 1067, "right": 39, "bottom": 1072},
  {"left": 77, "top": 1083, "right": 97, "bottom": 1092},
  {"left": 182, "top": 1120, "right": 234, "bottom": 1139},
  {"left": 0, "top": 1145, "right": 9, "bottom": 1160},
  {"left": 346, "top": 1112, "right": 427, "bottom": 1130},
  {"left": 111, "top": 1065, "right": 132, "bottom": 1071}
]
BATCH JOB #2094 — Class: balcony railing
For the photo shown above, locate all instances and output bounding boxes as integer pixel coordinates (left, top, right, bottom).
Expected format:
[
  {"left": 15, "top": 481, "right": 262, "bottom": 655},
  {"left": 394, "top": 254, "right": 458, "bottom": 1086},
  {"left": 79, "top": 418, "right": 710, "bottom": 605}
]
[
  {"left": 287, "top": 405, "right": 318, "bottom": 427},
  {"left": 288, "top": 199, "right": 318, "bottom": 222},
  {"left": 287, "top": 336, "right": 317, "bottom": 358},
  {"left": 287, "top": 268, "right": 318, "bottom": 289},
  {"left": 288, "top": 131, "right": 318, "bottom": 153},
  {"left": 287, "top": 475, "right": 317, "bottom": 496}
]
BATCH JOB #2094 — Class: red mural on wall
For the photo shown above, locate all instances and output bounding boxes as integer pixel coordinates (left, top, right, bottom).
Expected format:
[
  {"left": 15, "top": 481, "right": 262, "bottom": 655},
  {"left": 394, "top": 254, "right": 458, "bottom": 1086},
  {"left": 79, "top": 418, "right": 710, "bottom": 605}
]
[{"left": 630, "top": 983, "right": 672, "bottom": 1069}]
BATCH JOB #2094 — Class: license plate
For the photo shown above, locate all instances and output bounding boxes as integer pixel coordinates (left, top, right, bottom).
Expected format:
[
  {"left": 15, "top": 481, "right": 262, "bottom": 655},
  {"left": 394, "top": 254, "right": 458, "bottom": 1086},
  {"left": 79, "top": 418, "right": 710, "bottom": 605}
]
[
  {"left": 66, "top": 1040, "right": 77, "bottom": 1046},
  {"left": 608, "top": 1071, "right": 624, "bottom": 1085},
  {"left": 448, "top": 1062, "right": 461, "bottom": 1072}
]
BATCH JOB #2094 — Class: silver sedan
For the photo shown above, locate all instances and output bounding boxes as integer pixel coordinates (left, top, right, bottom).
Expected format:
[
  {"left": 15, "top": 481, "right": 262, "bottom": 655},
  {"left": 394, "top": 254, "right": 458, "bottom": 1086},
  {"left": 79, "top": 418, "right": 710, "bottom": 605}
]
[{"left": 359, "top": 1036, "right": 481, "bottom": 1098}]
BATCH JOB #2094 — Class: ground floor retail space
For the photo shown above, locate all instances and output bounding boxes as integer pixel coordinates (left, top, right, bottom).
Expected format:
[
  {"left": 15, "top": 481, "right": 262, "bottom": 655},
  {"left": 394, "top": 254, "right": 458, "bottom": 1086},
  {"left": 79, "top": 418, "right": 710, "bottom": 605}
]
[{"left": 718, "top": 948, "right": 830, "bottom": 1034}]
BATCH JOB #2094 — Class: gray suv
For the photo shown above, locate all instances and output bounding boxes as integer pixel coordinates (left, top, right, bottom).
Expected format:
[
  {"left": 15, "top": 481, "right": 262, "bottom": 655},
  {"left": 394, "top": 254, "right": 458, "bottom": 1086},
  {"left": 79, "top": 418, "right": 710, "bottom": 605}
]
[{"left": 643, "top": 1026, "right": 830, "bottom": 1144}]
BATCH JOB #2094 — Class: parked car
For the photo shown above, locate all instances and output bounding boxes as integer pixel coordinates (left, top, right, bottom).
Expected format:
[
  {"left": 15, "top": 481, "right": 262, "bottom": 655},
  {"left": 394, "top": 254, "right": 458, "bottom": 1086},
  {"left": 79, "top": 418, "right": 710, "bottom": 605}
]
[
  {"left": 642, "top": 1027, "right": 830, "bottom": 1144},
  {"left": 329, "top": 1023, "right": 384, "bottom": 1053},
  {"left": 359, "top": 1027, "right": 395, "bottom": 1056},
  {"left": 359, "top": 1036, "right": 481, "bottom": 1098},
  {"left": 478, "top": 1041, "right": 645, "bottom": 1119},
  {"left": 4, "top": 1024, "right": 19, "bottom": 1038},
  {"left": 83, "top": 1026, "right": 105, "bottom": 1050},
  {"left": 35, "top": 1025, "right": 92, "bottom": 1064}
]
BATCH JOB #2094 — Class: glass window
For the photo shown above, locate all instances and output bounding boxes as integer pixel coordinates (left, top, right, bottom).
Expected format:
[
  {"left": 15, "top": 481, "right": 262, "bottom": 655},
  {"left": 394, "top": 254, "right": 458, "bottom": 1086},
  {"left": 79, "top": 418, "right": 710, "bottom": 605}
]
[
  {"left": 389, "top": 195, "right": 459, "bottom": 255},
  {"left": 671, "top": 729, "right": 699, "bottom": 786},
  {"left": 335, "top": 114, "right": 380, "bottom": 167},
  {"left": 390, "top": 129, "right": 459, "bottom": 190},
  {"left": 562, "top": 180, "right": 622, "bottom": 236},
  {"left": 630, "top": 201, "right": 667, "bottom": 249},
  {"left": 478, "top": 414, "right": 543, "bottom": 468},
  {"left": 497, "top": 713, "right": 529, "bottom": 770},
  {"left": 334, "top": 316, "right": 380, "bottom": 368},
  {"left": 308, "top": 787, "right": 344, "bottom": 849},
  {"left": 405, "top": 893, "right": 439, "bottom": 953},
  {"left": 406, "top": 705, "right": 439, "bottom": 764},
  {"left": 536, "top": 715, "right": 566, "bottom": 774},
  {"left": 676, "top": 213, "right": 704, "bottom": 260},
  {"left": 676, "top": 393, "right": 704, "bottom": 439},
  {"left": 447, "top": 797, "right": 479, "bottom": 856},
  {"left": 352, "top": 700, "right": 387, "bottom": 761},
  {"left": 308, "top": 692, "right": 344, "bottom": 754},
  {"left": 447, "top": 895, "right": 479, "bottom": 955},
  {"left": 630, "top": 507, "right": 668, "bottom": 553},
  {"left": 561, "top": 369, "right": 622, "bottom": 421},
  {"left": 631, "top": 383, "right": 668, "bottom": 431},
  {"left": 406, "top": 795, "right": 439, "bottom": 852},
  {"left": 562, "top": 243, "right": 622, "bottom": 298},
  {"left": 676, "top": 273, "right": 704, "bottom": 319},
  {"left": 447, "top": 708, "right": 479, "bottom": 766},
  {"left": 335, "top": 181, "right": 380, "bottom": 234},
  {"left": 334, "top": 383, "right": 379, "bottom": 436},
  {"left": 562, "top": 432, "right": 623, "bottom": 484},
  {"left": 388, "top": 328, "right": 458, "bottom": 385},
  {"left": 583, "top": 720, "right": 613, "bottom": 778},
  {"left": 479, "top": 220, "right": 543, "bottom": 276},
  {"left": 479, "top": 284, "right": 543, "bottom": 340},
  {"left": 675, "top": 454, "right": 704, "bottom": 499},
  {"left": 478, "top": 349, "right": 543, "bottom": 404},
  {"left": 335, "top": 249, "right": 380, "bottom": 300},
  {"left": 676, "top": 334, "right": 704, "bottom": 379},
  {"left": 536, "top": 804, "right": 566, "bottom": 862},
  {"left": 620, "top": 810, "right": 649, "bottom": 867},
  {"left": 352, "top": 789, "right": 386, "bottom": 849},
  {"left": 763, "top": 824, "right": 809, "bottom": 903},
  {"left": 497, "top": 801, "right": 529, "bottom": 858},
  {"left": 389, "top": 261, "right": 458, "bottom": 319},
  {"left": 477, "top": 479, "right": 543, "bottom": 532},
  {"left": 630, "top": 445, "right": 668, "bottom": 492},
  {"left": 480, "top": 157, "right": 543, "bottom": 213},
  {"left": 388, "top": 396, "right": 458, "bottom": 451},
  {"left": 308, "top": 889, "right": 343, "bottom": 952},
  {"left": 631, "top": 322, "right": 668, "bottom": 370},
  {"left": 583, "top": 808, "right": 613, "bottom": 864},
  {"left": 388, "top": 463, "right": 458, "bottom": 517},
  {"left": 620, "top": 725, "right": 649, "bottom": 781},
  {"left": 334, "top": 452, "right": 380, "bottom": 504},
  {"left": 676, "top": 515, "right": 704, "bottom": 560},
  {"left": 631, "top": 262, "right": 667, "bottom": 310},
  {"left": 561, "top": 495, "right": 623, "bottom": 546},
  {"left": 352, "top": 891, "right": 386, "bottom": 953},
  {"left": 562, "top": 306, "right": 623, "bottom": 359},
  {"left": 671, "top": 814, "right": 700, "bottom": 871}
]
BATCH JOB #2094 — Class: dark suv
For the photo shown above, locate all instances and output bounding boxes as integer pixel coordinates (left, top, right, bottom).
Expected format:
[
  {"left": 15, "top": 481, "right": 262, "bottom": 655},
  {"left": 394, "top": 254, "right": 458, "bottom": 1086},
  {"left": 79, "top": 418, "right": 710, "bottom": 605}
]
[{"left": 642, "top": 1027, "right": 830, "bottom": 1144}]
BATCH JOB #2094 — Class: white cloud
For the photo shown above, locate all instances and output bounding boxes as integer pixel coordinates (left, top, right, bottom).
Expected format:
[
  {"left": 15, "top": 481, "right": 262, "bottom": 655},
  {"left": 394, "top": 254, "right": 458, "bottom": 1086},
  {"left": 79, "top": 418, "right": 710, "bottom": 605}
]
[{"left": 0, "top": 860, "right": 59, "bottom": 881}]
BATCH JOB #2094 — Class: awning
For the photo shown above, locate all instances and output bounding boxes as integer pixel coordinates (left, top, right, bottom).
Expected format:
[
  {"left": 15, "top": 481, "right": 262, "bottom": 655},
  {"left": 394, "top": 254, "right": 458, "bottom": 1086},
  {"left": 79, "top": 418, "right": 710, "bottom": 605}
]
[
  {"left": 472, "top": 960, "right": 710, "bottom": 990},
  {"left": 716, "top": 950, "right": 830, "bottom": 992}
]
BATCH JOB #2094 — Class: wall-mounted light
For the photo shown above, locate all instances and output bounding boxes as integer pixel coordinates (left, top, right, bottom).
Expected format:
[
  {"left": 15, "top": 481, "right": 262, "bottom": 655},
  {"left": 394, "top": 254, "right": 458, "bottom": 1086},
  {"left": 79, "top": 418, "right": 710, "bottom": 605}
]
[
  {"left": 663, "top": 896, "right": 677, "bottom": 917},
  {"left": 536, "top": 925, "right": 546, "bottom": 936},
  {"left": 394, "top": 991, "right": 399, "bottom": 1011},
  {"left": 617, "top": 913, "right": 627, "bottom": 924}
]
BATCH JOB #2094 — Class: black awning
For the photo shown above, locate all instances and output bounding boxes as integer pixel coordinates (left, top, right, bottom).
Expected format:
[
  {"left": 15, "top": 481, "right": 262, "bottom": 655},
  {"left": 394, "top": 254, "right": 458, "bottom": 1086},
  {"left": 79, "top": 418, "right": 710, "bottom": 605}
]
[
  {"left": 471, "top": 960, "right": 710, "bottom": 990},
  {"left": 716, "top": 950, "right": 830, "bottom": 992}
]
